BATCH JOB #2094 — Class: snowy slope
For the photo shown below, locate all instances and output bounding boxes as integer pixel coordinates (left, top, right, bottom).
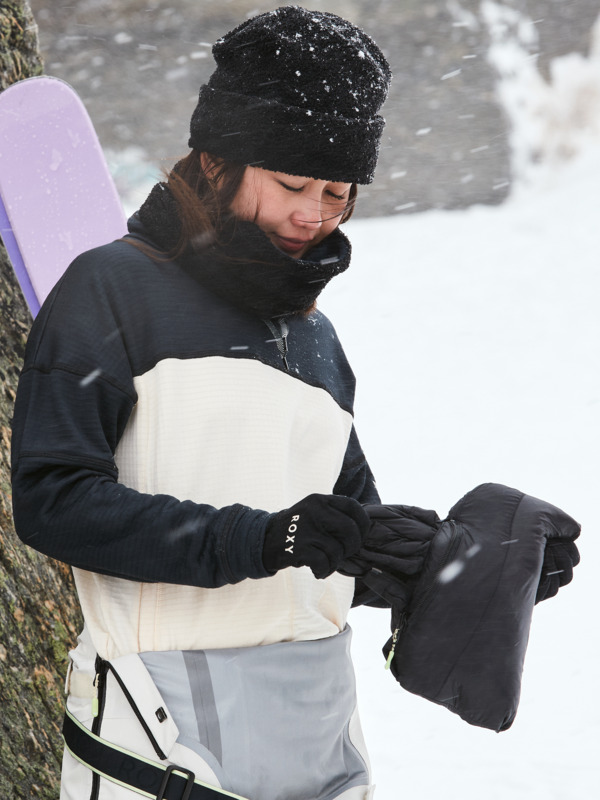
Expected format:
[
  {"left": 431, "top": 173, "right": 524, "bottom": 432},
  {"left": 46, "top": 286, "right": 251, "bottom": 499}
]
[
  {"left": 317, "top": 20, "right": 600, "bottom": 796},
  {"left": 324, "top": 143, "right": 600, "bottom": 800}
]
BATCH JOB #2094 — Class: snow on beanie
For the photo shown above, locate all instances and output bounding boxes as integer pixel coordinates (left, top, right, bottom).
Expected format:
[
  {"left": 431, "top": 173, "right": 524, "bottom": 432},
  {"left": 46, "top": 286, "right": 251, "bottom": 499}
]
[{"left": 188, "top": 5, "right": 392, "bottom": 184}]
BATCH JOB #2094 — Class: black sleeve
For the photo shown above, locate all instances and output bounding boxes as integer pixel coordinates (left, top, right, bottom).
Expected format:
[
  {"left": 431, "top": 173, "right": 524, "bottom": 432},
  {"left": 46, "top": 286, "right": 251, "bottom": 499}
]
[
  {"left": 11, "top": 250, "right": 270, "bottom": 588},
  {"left": 351, "top": 579, "right": 391, "bottom": 608},
  {"left": 333, "top": 425, "right": 380, "bottom": 505},
  {"left": 331, "top": 424, "right": 388, "bottom": 607}
]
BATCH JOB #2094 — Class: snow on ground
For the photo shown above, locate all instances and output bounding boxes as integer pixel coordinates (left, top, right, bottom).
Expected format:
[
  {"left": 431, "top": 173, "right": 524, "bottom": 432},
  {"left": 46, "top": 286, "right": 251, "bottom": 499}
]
[
  {"left": 322, "top": 105, "right": 600, "bottom": 800},
  {"left": 318, "top": 22, "right": 600, "bottom": 797}
]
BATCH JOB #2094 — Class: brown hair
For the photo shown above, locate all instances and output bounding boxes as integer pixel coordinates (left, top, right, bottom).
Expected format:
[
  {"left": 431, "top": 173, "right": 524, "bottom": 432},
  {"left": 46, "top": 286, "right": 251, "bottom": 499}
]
[
  {"left": 162, "top": 151, "right": 245, "bottom": 259},
  {"left": 137, "top": 150, "right": 357, "bottom": 260}
]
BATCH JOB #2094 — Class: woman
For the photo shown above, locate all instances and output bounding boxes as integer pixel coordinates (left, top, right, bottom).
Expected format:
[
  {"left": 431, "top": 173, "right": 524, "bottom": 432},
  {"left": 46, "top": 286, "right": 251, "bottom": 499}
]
[{"left": 11, "top": 6, "right": 392, "bottom": 800}]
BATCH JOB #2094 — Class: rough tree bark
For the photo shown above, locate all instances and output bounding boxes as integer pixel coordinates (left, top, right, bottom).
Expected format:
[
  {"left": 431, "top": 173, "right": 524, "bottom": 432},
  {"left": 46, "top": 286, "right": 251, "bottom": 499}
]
[{"left": 0, "top": 2, "right": 83, "bottom": 797}]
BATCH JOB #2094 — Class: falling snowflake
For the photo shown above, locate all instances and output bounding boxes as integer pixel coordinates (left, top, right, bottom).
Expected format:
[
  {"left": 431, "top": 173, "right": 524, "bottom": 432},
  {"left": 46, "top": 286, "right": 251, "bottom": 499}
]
[
  {"left": 80, "top": 368, "right": 102, "bottom": 388},
  {"left": 438, "top": 559, "right": 465, "bottom": 584}
]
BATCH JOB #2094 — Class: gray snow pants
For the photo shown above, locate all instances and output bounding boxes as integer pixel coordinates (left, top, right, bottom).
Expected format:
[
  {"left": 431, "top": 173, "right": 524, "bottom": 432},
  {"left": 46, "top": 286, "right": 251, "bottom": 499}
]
[{"left": 61, "top": 626, "right": 374, "bottom": 800}]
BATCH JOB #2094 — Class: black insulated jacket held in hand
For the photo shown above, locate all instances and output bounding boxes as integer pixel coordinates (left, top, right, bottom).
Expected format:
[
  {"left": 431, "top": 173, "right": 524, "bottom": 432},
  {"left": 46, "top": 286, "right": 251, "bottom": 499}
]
[
  {"left": 345, "top": 483, "right": 580, "bottom": 733},
  {"left": 340, "top": 504, "right": 439, "bottom": 608}
]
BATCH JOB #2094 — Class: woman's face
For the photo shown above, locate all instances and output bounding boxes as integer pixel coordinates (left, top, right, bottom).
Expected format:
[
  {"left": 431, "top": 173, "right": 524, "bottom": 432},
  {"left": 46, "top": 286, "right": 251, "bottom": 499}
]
[{"left": 230, "top": 167, "right": 352, "bottom": 259}]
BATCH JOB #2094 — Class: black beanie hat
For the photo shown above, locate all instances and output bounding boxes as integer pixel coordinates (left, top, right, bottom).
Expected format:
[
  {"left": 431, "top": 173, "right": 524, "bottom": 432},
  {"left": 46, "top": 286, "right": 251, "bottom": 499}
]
[{"left": 188, "top": 5, "right": 392, "bottom": 185}]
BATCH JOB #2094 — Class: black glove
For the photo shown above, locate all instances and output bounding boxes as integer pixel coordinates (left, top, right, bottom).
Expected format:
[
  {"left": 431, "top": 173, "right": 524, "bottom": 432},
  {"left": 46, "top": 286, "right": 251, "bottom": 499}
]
[
  {"left": 340, "top": 504, "right": 440, "bottom": 608},
  {"left": 535, "top": 538, "right": 580, "bottom": 603},
  {"left": 263, "top": 494, "right": 370, "bottom": 579}
]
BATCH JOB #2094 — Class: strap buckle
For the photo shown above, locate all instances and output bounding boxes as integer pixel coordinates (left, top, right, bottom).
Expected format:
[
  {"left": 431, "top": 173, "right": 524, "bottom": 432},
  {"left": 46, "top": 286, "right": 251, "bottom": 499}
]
[{"left": 156, "top": 764, "right": 195, "bottom": 800}]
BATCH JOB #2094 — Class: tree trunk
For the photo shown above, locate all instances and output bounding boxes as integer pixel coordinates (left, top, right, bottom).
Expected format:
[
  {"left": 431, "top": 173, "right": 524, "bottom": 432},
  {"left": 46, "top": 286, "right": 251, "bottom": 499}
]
[{"left": 0, "top": 3, "right": 83, "bottom": 797}]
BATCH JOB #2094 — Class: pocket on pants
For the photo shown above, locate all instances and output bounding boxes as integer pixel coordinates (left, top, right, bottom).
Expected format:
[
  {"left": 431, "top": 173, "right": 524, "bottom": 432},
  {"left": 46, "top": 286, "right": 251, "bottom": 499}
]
[{"left": 62, "top": 651, "right": 224, "bottom": 798}]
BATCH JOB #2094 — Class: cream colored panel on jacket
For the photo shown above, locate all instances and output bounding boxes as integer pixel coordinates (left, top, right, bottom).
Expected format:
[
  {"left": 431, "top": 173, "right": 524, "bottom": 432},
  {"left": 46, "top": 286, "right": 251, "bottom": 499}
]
[
  {"left": 74, "top": 356, "right": 356, "bottom": 658},
  {"left": 120, "top": 356, "right": 352, "bottom": 508}
]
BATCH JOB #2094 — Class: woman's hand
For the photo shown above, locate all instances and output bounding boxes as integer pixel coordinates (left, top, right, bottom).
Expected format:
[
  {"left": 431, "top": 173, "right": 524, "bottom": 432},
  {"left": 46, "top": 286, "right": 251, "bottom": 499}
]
[{"left": 263, "top": 494, "right": 370, "bottom": 579}]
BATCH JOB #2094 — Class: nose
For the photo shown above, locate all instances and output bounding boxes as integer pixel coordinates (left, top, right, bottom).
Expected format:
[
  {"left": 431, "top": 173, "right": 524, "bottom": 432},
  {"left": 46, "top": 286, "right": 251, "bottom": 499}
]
[{"left": 290, "top": 193, "right": 324, "bottom": 229}]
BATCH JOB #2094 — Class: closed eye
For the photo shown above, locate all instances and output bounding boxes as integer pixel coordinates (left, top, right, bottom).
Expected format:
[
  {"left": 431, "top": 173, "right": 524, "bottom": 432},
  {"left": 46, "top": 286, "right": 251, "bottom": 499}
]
[
  {"left": 278, "top": 180, "right": 347, "bottom": 203},
  {"left": 278, "top": 181, "right": 304, "bottom": 193}
]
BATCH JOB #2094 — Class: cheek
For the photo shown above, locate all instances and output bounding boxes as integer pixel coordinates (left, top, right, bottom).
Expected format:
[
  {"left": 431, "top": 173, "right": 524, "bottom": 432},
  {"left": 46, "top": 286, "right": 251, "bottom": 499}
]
[
  {"left": 254, "top": 196, "right": 288, "bottom": 229},
  {"left": 230, "top": 174, "right": 261, "bottom": 222},
  {"left": 322, "top": 213, "right": 342, "bottom": 236},
  {"left": 231, "top": 193, "right": 256, "bottom": 222}
]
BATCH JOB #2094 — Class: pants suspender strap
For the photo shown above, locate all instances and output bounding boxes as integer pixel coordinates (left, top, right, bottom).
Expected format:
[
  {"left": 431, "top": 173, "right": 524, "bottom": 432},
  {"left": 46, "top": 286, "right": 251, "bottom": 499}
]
[{"left": 62, "top": 709, "right": 249, "bottom": 800}]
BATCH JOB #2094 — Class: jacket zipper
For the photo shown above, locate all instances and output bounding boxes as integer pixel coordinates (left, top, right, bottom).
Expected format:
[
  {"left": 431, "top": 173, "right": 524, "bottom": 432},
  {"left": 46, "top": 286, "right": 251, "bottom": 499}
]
[
  {"left": 384, "top": 521, "right": 461, "bottom": 670},
  {"left": 264, "top": 318, "right": 290, "bottom": 370}
]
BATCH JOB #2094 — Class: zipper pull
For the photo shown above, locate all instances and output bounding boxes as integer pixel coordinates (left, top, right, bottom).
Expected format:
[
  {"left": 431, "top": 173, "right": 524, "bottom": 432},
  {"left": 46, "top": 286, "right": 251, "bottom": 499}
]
[
  {"left": 385, "top": 627, "right": 399, "bottom": 670},
  {"left": 384, "top": 613, "right": 406, "bottom": 670},
  {"left": 264, "top": 318, "right": 290, "bottom": 370},
  {"left": 92, "top": 654, "right": 107, "bottom": 718},
  {"left": 92, "top": 672, "right": 99, "bottom": 717},
  {"left": 278, "top": 318, "right": 289, "bottom": 370},
  {"left": 281, "top": 334, "right": 289, "bottom": 370}
]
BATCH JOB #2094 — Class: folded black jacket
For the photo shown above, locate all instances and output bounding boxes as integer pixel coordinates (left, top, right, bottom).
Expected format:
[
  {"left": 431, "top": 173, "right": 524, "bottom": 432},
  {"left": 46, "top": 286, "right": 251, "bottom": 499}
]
[{"left": 344, "top": 483, "right": 580, "bottom": 732}]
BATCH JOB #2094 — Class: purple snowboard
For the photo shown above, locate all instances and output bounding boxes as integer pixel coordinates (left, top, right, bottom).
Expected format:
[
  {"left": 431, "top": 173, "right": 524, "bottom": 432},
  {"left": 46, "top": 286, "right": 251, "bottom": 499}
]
[{"left": 0, "top": 76, "right": 127, "bottom": 317}]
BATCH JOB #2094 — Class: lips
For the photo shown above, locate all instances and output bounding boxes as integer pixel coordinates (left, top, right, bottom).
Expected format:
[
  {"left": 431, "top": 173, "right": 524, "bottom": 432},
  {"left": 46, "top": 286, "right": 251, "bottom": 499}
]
[{"left": 272, "top": 235, "right": 313, "bottom": 255}]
